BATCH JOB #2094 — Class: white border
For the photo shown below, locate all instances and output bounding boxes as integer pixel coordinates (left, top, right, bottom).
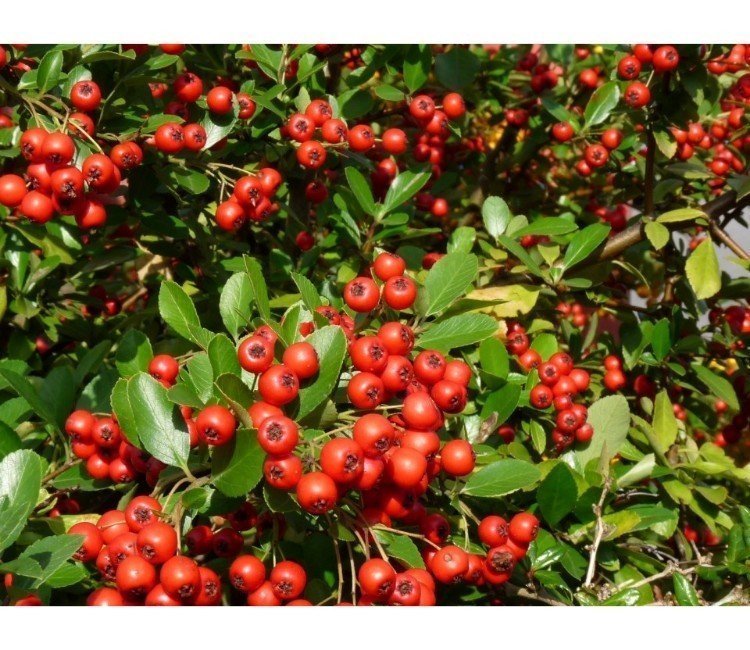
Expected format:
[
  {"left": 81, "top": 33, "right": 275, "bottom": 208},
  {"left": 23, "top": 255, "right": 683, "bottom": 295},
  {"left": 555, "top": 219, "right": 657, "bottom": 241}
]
[
  {"left": 0, "top": 0, "right": 749, "bottom": 43},
  {"left": 0, "top": 606, "right": 747, "bottom": 647}
]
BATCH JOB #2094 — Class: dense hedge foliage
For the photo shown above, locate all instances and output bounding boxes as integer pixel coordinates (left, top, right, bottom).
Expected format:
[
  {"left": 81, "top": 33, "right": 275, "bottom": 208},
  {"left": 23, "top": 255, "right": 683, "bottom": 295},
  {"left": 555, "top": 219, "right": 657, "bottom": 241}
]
[{"left": 0, "top": 43, "right": 749, "bottom": 607}]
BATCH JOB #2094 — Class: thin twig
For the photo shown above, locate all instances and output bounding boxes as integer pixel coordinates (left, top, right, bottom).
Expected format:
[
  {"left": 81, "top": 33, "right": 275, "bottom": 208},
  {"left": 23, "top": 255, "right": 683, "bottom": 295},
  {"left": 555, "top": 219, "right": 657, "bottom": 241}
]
[
  {"left": 584, "top": 476, "right": 612, "bottom": 588},
  {"left": 709, "top": 220, "right": 750, "bottom": 260}
]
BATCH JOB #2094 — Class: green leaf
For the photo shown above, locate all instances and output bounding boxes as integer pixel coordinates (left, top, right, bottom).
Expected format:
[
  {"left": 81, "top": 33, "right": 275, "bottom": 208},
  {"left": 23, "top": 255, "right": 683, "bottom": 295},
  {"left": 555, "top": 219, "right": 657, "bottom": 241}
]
[
  {"left": 0, "top": 369, "right": 58, "bottom": 430},
  {"left": 416, "top": 313, "right": 497, "bottom": 352},
  {"left": 480, "top": 383, "right": 521, "bottom": 424},
  {"left": 51, "top": 464, "right": 110, "bottom": 491},
  {"left": 690, "top": 364, "right": 739, "bottom": 411},
  {"left": 541, "top": 95, "right": 577, "bottom": 124},
  {"left": 211, "top": 429, "right": 264, "bottom": 497},
  {"left": 652, "top": 390, "right": 678, "bottom": 453},
  {"left": 538, "top": 463, "right": 577, "bottom": 525},
  {"left": 45, "top": 562, "right": 88, "bottom": 589},
  {"left": 208, "top": 334, "right": 241, "bottom": 378},
  {"left": 645, "top": 221, "right": 670, "bottom": 250},
  {"left": 479, "top": 337, "right": 509, "bottom": 380},
  {"left": 651, "top": 319, "right": 672, "bottom": 361},
  {"left": 158, "top": 281, "right": 211, "bottom": 349},
  {"left": 380, "top": 170, "right": 431, "bottom": 217},
  {"left": 39, "top": 366, "right": 76, "bottom": 430},
  {"left": 617, "top": 454, "right": 656, "bottom": 488},
  {"left": 291, "top": 272, "right": 322, "bottom": 312},
  {"left": 74, "top": 340, "right": 112, "bottom": 385},
  {"left": 201, "top": 109, "right": 237, "bottom": 149},
  {"left": 214, "top": 374, "right": 254, "bottom": 429},
  {"left": 184, "top": 353, "right": 214, "bottom": 404},
  {"left": 571, "top": 395, "right": 630, "bottom": 470},
  {"left": 345, "top": 166, "right": 376, "bottom": 215},
  {"left": 111, "top": 373, "right": 190, "bottom": 468},
  {"left": 374, "top": 530, "right": 425, "bottom": 568},
  {"left": 654, "top": 130, "right": 677, "bottom": 159},
  {"left": 673, "top": 573, "right": 700, "bottom": 606},
  {"left": 530, "top": 333, "right": 558, "bottom": 360},
  {"left": 338, "top": 88, "right": 374, "bottom": 120},
  {"left": 403, "top": 44, "right": 432, "bottom": 93},
  {"left": 583, "top": 81, "right": 620, "bottom": 128},
  {"left": 297, "top": 326, "right": 347, "bottom": 419},
  {"left": 447, "top": 226, "right": 476, "bottom": 254},
  {"left": 423, "top": 252, "right": 478, "bottom": 317},
  {"left": 685, "top": 238, "right": 721, "bottom": 300},
  {"left": 562, "top": 223, "right": 610, "bottom": 271},
  {"left": 115, "top": 330, "right": 153, "bottom": 378},
  {"left": 481, "top": 196, "right": 512, "bottom": 241},
  {"left": 463, "top": 458, "right": 541, "bottom": 498},
  {"left": 374, "top": 84, "right": 405, "bottom": 102},
  {"left": 219, "top": 272, "right": 253, "bottom": 340},
  {"left": 37, "top": 49, "right": 64, "bottom": 94},
  {"left": 512, "top": 218, "right": 577, "bottom": 239},
  {"left": 656, "top": 208, "right": 706, "bottom": 224},
  {"left": 13, "top": 534, "right": 84, "bottom": 587},
  {"left": 0, "top": 421, "right": 22, "bottom": 460},
  {"left": 435, "top": 47, "right": 479, "bottom": 90},
  {"left": 242, "top": 256, "right": 271, "bottom": 322},
  {"left": 171, "top": 165, "right": 211, "bottom": 195},
  {"left": 496, "top": 235, "right": 544, "bottom": 277},
  {"left": 0, "top": 450, "right": 43, "bottom": 554}
]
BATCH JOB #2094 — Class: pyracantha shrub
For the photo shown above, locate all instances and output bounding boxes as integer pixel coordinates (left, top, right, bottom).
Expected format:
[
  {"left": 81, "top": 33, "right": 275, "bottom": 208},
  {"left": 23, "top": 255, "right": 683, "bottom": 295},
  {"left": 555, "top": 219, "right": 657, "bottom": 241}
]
[{"left": 0, "top": 43, "right": 749, "bottom": 607}]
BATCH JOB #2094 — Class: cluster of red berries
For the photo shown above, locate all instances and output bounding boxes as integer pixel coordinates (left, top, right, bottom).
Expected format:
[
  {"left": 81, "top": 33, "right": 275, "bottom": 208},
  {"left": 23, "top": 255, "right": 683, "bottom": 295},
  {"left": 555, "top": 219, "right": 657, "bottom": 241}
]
[
  {"left": 706, "top": 44, "right": 750, "bottom": 75},
  {"left": 68, "top": 498, "right": 221, "bottom": 606},
  {"left": 64, "top": 409, "right": 161, "bottom": 483},
  {"left": 617, "top": 45, "right": 679, "bottom": 105},
  {"left": 351, "top": 511, "right": 539, "bottom": 605},
  {"left": 713, "top": 397, "right": 750, "bottom": 448},
  {"left": 602, "top": 354, "right": 627, "bottom": 392},
  {"left": 669, "top": 111, "right": 747, "bottom": 183},
  {"left": 555, "top": 301, "right": 589, "bottom": 329},
  {"left": 0, "top": 125, "right": 140, "bottom": 228},
  {"left": 282, "top": 98, "right": 378, "bottom": 169},
  {"left": 505, "top": 322, "right": 594, "bottom": 452},
  {"left": 250, "top": 252, "right": 476, "bottom": 521},
  {"left": 213, "top": 168, "right": 283, "bottom": 232},
  {"left": 154, "top": 68, "right": 255, "bottom": 123},
  {"left": 551, "top": 122, "right": 624, "bottom": 178},
  {"left": 709, "top": 305, "right": 750, "bottom": 336}
]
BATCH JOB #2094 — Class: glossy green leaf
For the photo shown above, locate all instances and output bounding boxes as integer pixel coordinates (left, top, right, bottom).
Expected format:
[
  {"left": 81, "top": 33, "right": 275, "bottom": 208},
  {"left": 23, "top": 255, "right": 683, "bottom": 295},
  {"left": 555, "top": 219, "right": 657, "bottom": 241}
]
[
  {"left": 115, "top": 330, "right": 153, "bottom": 378},
  {"left": 297, "top": 326, "right": 347, "bottom": 419},
  {"left": 211, "top": 428, "right": 264, "bottom": 497},
  {"left": 422, "top": 252, "right": 478, "bottom": 317},
  {"left": 562, "top": 223, "right": 610, "bottom": 271},
  {"left": 111, "top": 373, "right": 190, "bottom": 468},
  {"left": 0, "top": 450, "right": 43, "bottom": 554},
  {"left": 482, "top": 196, "right": 511, "bottom": 241},
  {"left": 416, "top": 313, "right": 497, "bottom": 352},
  {"left": 685, "top": 238, "right": 721, "bottom": 300},
  {"left": 158, "top": 281, "right": 212, "bottom": 349},
  {"left": 463, "top": 458, "right": 541, "bottom": 498},
  {"left": 538, "top": 463, "right": 577, "bottom": 525},
  {"left": 380, "top": 170, "right": 431, "bottom": 217},
  {"left": 583, "top": 81, "right": 620, "bottom": 127},
  {"left": 219, "top": 272, "right": 253, "bottom": 340}
]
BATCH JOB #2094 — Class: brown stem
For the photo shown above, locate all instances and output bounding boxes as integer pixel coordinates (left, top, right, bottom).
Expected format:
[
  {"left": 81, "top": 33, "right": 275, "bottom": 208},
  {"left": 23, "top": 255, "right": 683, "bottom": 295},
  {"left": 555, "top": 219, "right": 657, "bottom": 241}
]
[
  {"left": 584, "top": 476, "right": 612, "bottom": 588},
  {"left": 598, "top": 190, "right": 750, "bottom": 262},
  {"left": 709, "top": 220, "right": 750, "bottom": 261}
]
